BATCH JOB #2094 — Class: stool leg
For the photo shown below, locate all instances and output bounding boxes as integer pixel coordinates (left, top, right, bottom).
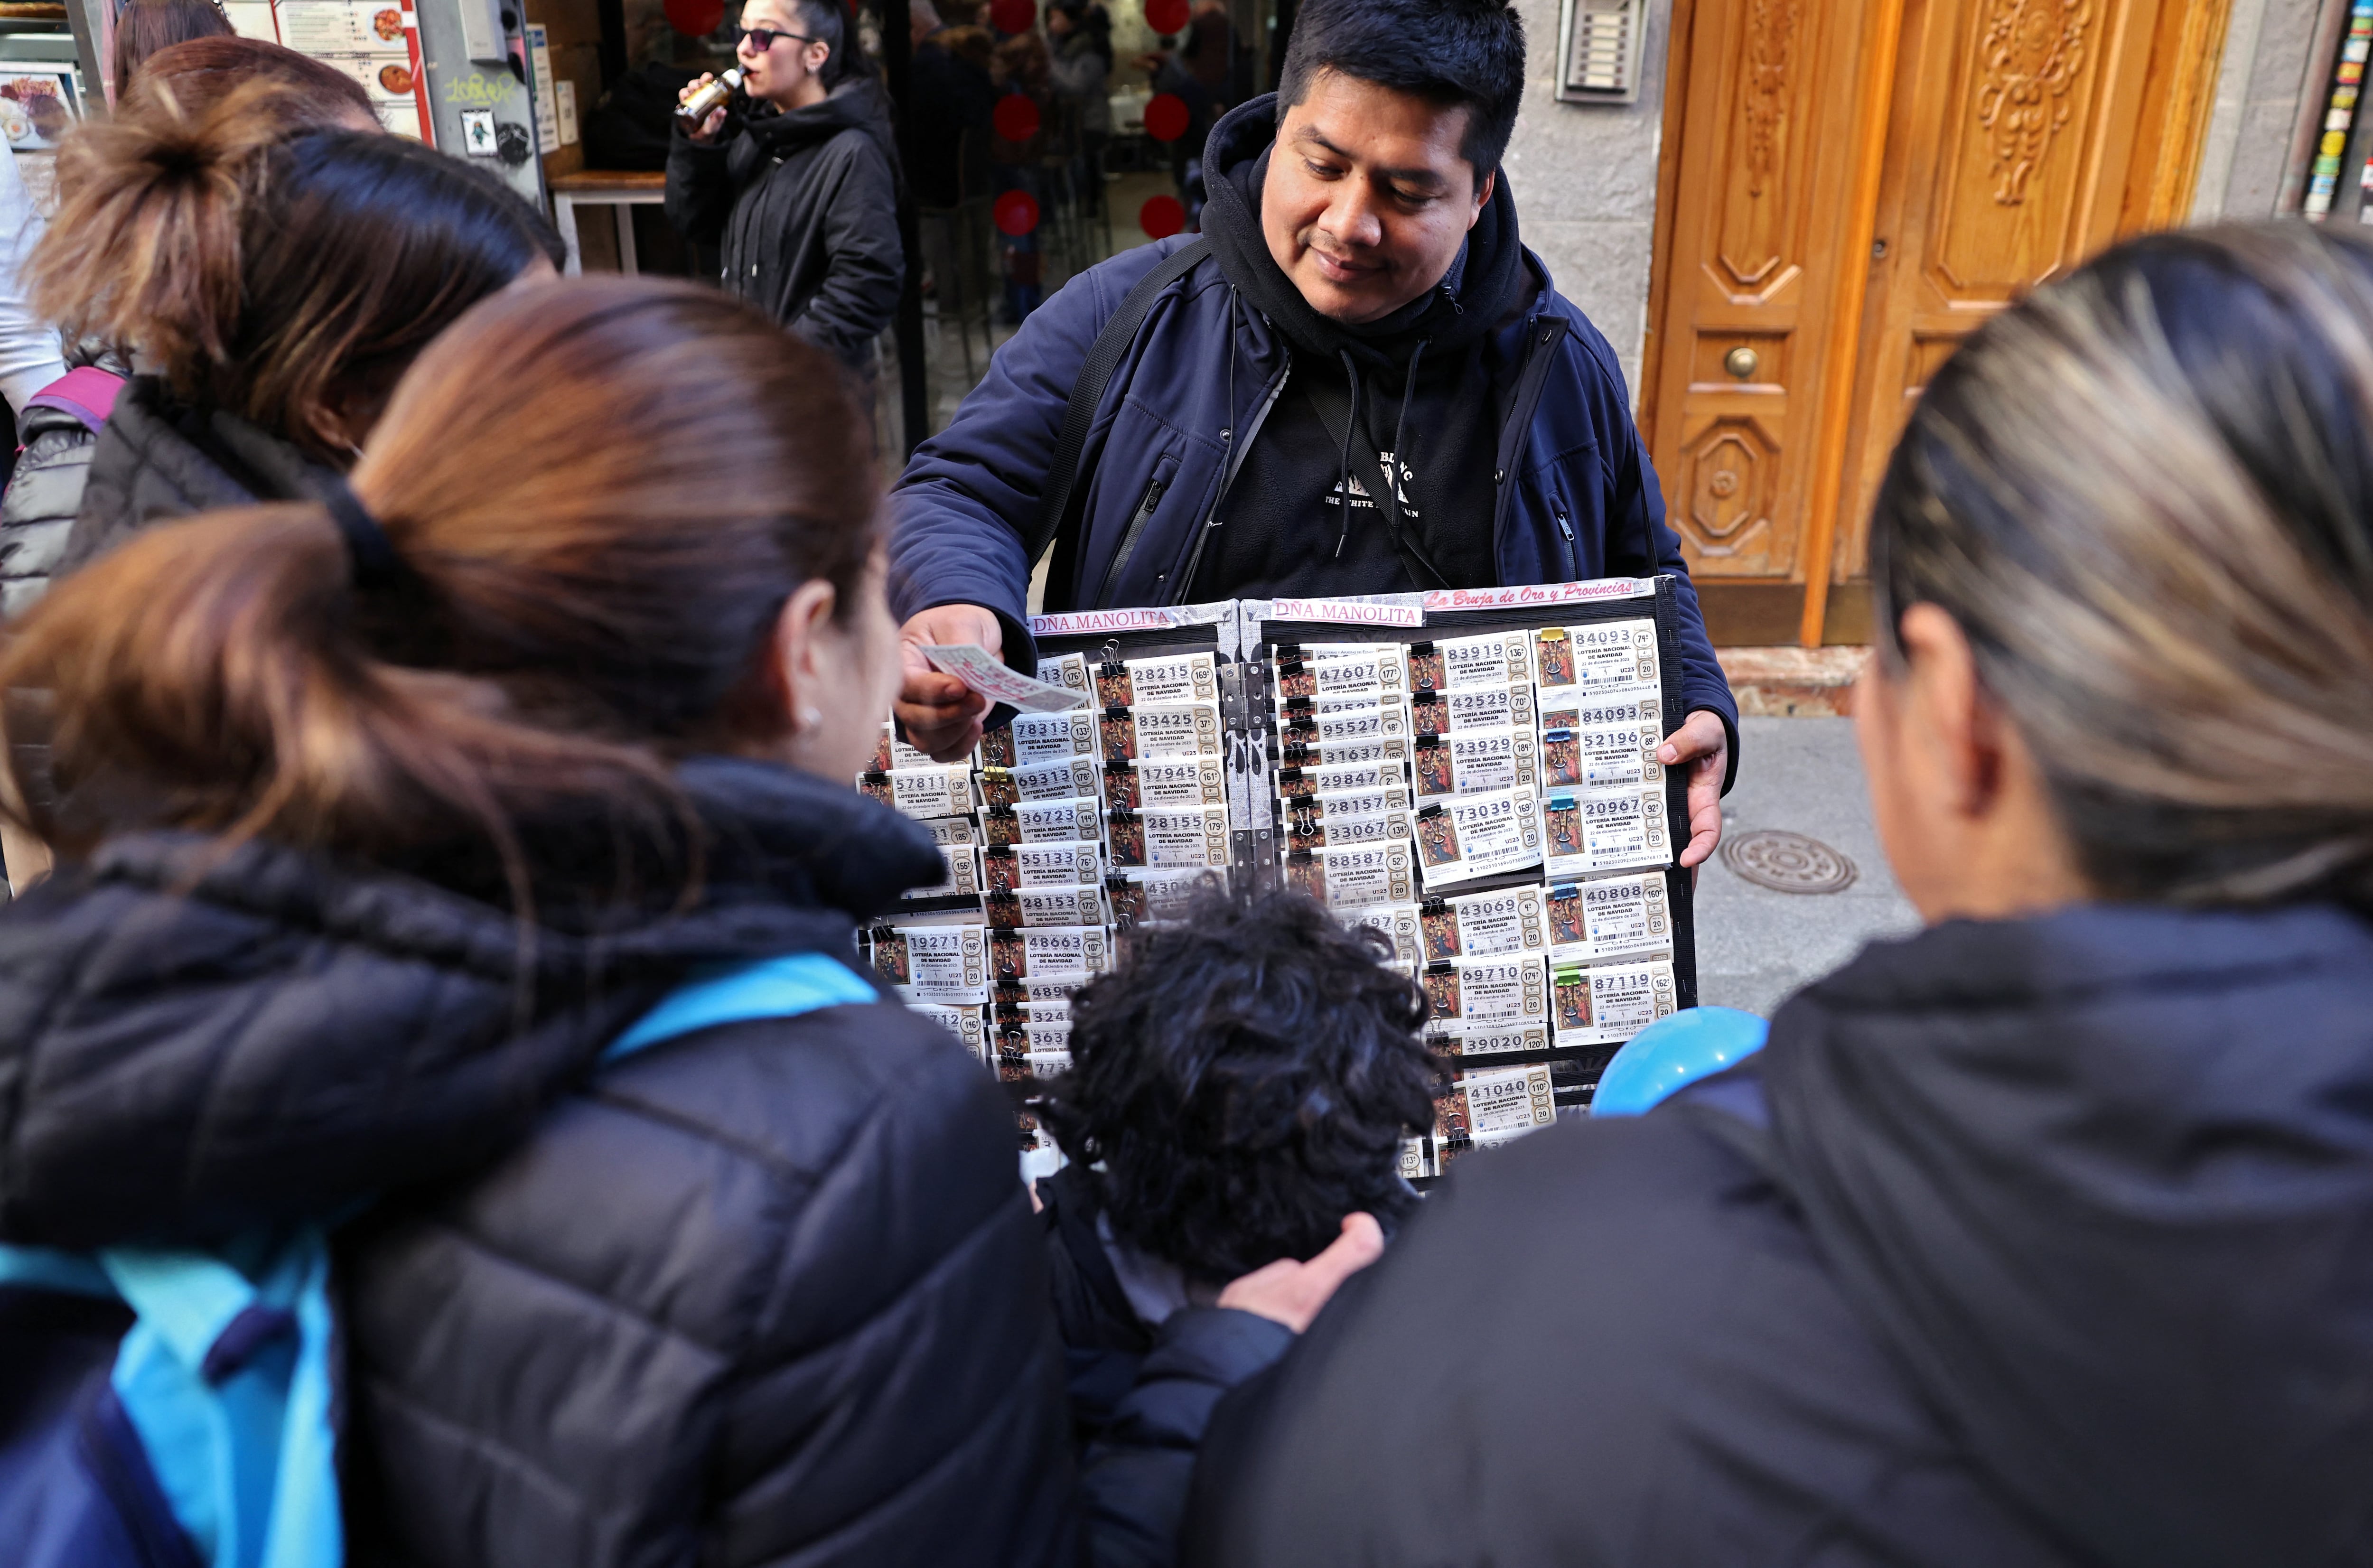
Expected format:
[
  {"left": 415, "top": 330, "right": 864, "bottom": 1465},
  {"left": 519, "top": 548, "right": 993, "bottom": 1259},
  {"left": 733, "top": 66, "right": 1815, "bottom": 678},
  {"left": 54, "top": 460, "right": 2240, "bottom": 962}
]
[
  {"left": 557, "top": 195, "right": 583, "bottom": 276},
  {"left": 615, "top": 204, "right": 639, "bottom": 276}
]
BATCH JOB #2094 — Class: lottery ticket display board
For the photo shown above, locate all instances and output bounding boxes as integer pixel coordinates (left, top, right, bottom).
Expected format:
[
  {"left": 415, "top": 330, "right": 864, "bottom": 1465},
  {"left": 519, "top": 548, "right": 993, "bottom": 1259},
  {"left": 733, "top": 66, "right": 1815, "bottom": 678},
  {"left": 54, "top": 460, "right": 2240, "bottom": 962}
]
[
  {"left": 860, "top": 600, "right": 1237, "bottom": 1167},
  {"left": 1250, "top": 579, "right": 1695, "bottom": 1182},
  {"left": 222, "top": 0, "right": 434, "bottom": 141},
  {"left": 864, "top": 581, "right": 1697, "bottom": 1180}
]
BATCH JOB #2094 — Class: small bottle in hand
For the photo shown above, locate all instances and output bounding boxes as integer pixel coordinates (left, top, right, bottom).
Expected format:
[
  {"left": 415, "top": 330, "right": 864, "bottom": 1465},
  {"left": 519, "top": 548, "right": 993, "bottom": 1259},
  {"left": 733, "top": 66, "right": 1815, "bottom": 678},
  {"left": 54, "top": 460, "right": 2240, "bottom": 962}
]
[{"left": 675, "top": 68, "right": 741, "bottom": 142}]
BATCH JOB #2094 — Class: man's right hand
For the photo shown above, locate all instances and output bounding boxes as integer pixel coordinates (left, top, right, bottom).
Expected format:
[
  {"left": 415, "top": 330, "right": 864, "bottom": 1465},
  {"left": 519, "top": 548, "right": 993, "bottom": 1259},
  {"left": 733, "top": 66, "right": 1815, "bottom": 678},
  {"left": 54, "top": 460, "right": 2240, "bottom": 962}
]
[
  {"left": 678, "top": 74, "right": 727, "bottom": 143},
  {"left": 896, "top": 604, "right": 1006, "bottom": 761}
]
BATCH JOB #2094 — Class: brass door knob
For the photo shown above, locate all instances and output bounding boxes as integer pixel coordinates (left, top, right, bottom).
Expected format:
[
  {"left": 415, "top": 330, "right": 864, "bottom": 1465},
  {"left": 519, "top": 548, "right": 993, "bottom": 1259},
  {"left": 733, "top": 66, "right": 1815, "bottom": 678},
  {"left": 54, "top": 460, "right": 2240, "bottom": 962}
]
[{"left": 1724, "top": 345, "right": 1761, "bottom": 380}]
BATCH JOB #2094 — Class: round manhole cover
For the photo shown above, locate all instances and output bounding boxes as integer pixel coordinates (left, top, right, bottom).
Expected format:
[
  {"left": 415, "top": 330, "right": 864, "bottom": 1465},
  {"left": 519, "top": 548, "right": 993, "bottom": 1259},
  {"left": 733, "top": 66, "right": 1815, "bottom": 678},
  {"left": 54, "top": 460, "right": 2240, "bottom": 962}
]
[{"left": 1720, "top": 829, "right": 1857, "bottom": 895}]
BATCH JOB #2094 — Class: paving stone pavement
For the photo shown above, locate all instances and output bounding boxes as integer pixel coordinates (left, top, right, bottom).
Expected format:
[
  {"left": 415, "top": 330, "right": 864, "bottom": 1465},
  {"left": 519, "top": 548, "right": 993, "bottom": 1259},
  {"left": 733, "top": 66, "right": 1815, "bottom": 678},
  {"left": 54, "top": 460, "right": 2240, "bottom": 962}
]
[{"left": 1692, "top": 716, "right": 1920, "bottom": 1018}]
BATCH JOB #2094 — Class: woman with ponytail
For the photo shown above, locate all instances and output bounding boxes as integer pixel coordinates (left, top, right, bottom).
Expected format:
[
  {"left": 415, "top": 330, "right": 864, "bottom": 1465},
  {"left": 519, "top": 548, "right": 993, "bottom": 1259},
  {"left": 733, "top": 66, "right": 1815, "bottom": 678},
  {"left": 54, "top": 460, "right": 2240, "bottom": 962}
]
[
  {"left": 1188, "top": 225, "right": 2373, "bottom": 1568},
  {"left": 24, "top": 65, "right": 558, "bottom": 582},
  {"left": 0, "top": 277, "right": 1073, "bottom": 1566},
  {"left": 0, "top": 40, "right": 376, "bottom": 617}
]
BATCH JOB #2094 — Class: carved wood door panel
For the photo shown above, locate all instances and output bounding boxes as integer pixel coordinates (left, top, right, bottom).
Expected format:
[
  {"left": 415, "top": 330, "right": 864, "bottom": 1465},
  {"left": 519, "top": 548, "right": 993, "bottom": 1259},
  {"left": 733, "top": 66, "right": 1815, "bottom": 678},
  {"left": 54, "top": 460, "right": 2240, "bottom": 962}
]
[
  {"left": 1640, "top": 0, "right": 1885, "bottom": 605},
  {"left": 1645, "top": 0, "right": 2231, "bottom": 644},
  {"left": 1828, "top": 0, "right": 2177, "bottom": 589}
]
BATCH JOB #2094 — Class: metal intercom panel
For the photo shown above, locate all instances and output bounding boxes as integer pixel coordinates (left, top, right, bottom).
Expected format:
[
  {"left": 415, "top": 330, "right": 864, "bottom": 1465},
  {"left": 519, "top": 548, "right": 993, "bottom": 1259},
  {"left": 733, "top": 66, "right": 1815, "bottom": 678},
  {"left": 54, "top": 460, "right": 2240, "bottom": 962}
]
[{"left": 1557, "top": 0, "right": 1649, "bottom": 105}]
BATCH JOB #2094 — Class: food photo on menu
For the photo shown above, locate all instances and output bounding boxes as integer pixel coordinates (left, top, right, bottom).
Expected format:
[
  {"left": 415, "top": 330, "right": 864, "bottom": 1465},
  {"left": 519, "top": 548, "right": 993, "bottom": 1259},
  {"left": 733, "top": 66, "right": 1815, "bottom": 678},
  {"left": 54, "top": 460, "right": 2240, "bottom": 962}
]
[{"left": 0, "top": 69, "right": 77, "bottom": 150}]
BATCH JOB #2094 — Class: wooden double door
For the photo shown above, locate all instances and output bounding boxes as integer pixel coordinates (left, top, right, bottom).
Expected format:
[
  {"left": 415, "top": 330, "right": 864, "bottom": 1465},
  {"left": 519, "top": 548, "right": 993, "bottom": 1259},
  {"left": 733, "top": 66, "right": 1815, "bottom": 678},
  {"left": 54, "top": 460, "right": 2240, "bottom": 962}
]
[{"left": 1641, "top": 0, "right": 2233, "bottom": 645}]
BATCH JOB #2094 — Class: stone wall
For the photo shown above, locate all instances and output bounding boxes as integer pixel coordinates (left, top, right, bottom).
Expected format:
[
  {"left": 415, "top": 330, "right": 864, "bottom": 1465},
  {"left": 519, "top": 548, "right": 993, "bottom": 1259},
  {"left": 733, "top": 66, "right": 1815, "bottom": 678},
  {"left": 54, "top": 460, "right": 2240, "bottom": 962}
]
[
  {"left": 2195, "top": 0, "right": 2327, "bottom": 220},
  {"left": 1499, "top": 0, "right": 1671, "bottom": 400}
]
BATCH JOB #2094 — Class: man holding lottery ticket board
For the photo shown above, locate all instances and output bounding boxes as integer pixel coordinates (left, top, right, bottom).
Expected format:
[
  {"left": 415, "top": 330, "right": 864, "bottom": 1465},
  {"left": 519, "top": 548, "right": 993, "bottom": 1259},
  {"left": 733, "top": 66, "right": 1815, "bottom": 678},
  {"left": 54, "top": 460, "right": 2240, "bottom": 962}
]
[{"left": 885, "top": 0, "right": 1738, "bottom": 865}]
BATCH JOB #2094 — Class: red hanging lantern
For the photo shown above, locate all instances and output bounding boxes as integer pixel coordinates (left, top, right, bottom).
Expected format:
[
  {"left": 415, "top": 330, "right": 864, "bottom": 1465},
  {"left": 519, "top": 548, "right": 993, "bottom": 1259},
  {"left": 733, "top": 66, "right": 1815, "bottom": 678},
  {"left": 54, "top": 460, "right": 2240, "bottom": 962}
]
[
  {"left": 1144, "top": 0, "right": 1190, "bottom": 35},
  {"left": 1143, "top": 92, "right": 1190, "bottom": 143},
  {"left": 993, "top": 92, "right": 1041, "bottom": 143},
  {"left": 1139, "top": 195, "right": 1186, "bottom": 240},
  {"left": 994, "top": 190, "right": 1042, "bottom": 236},
  {"left": 989, "top": 0, "right": 1037, "bottom": 33},
  {"left": 664, "top": 0, "right": 724, "bottom": 36}
]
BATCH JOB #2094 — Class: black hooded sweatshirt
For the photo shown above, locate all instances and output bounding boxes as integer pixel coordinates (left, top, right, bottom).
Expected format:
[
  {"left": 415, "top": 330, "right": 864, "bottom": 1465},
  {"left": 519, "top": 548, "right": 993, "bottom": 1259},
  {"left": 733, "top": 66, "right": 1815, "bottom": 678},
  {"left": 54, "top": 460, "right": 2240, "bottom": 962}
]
[
  {"left": 1185, "top": 902, "right": 2373, "bottom": 1567},
  {"left": 665, "top": 76, "right": 904, "bottom": 374},
  {"left": 1191, "top": 101, "right": 1529, "bottom": 599}
]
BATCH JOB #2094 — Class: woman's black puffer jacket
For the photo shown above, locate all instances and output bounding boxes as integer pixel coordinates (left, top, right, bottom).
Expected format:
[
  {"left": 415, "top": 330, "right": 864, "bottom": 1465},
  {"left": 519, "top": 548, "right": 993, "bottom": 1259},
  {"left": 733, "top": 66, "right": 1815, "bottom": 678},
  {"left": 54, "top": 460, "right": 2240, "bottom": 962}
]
[{"left": 0, "top": 756, "right": 1076, "bottom": 1568}]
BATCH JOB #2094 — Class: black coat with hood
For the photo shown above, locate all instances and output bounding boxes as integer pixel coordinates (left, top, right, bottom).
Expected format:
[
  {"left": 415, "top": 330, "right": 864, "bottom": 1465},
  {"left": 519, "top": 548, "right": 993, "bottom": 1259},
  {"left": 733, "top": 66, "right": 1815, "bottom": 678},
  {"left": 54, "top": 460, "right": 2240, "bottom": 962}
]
[
  {"left": 666, "top": 77, "right": 904, "bottom": 375},
  {"left": 1184, "top": 903, "right": 2373, "bottom": 1567},
  {"left": 0, "top": 757, "right": 1076, "bottom": 1568},
  {"left": 56, "top": 373, "right": 345, "bottom": 579}
]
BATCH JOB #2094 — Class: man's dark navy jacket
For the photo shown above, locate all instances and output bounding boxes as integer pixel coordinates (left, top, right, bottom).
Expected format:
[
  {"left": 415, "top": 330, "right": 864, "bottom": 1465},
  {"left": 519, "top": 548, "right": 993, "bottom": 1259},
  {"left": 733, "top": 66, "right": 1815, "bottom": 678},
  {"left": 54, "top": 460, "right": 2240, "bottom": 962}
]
[{"left": 888, "top": 197, "right": 1739, "bottom": 762}]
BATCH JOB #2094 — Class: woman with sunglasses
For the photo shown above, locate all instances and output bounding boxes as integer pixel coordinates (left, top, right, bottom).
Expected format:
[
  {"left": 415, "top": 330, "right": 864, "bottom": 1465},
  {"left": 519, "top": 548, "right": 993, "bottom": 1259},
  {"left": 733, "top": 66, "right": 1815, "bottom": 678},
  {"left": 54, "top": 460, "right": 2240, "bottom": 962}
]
[{"left": 666, "top": 0, "right": 902, "bottom": 414}]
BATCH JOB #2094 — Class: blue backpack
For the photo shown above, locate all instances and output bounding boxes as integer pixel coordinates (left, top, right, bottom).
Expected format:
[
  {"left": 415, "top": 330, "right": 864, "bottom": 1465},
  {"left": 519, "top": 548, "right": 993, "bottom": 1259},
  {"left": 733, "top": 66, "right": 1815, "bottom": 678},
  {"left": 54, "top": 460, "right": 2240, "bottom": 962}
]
[{"left": 0, "top": 951, "right": 878, "bottom": 1568}]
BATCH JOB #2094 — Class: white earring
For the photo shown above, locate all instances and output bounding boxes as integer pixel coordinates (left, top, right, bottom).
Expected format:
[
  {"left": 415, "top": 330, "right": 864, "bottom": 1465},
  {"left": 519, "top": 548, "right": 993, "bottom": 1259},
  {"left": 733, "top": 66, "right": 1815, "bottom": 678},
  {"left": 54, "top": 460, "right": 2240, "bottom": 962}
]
[{"left": 797, "top": 706, "right": 822, "bottom": 733}]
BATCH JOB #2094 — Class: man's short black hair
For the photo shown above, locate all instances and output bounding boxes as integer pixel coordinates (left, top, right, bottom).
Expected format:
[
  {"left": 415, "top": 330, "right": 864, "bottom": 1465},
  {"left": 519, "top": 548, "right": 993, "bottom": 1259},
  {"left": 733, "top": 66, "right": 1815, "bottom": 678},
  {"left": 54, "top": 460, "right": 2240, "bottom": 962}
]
[
  {"left": 1276, "top": 0, "right": 1526, "bottom": 177},
  {"left": 1038, "top": 890, "right": 1442, "bottom": 1284}
]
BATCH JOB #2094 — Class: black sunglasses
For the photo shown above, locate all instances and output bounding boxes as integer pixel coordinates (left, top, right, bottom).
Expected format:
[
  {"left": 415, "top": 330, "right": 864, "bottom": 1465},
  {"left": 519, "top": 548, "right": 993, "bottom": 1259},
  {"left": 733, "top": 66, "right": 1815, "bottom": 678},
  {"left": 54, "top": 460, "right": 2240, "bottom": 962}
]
[{"left": 734, "top": 24, "right": 822, "bottom": 51}]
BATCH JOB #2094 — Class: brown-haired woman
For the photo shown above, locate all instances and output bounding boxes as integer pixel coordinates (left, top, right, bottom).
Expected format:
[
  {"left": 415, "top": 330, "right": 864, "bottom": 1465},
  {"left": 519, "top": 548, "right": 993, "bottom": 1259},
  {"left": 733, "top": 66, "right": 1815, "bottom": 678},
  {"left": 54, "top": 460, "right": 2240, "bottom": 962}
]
[
  {"left": 21, "top": 74, "right": 559, "bottom": 588},
  {"left": 119, "top": 32, "right": 378, "bottom": 122},
  {"left": 0, "top": 46, "right": 377, "bottom": 622},
  {"left": 110, "top": 0, "right": 234, "bottom": 90},
  {"left": 1187, "top": 223, "right": 2373, "bottom": 1567},
  {"left": 0, "top": 276, "right": 1073, "bottom": 1565}
]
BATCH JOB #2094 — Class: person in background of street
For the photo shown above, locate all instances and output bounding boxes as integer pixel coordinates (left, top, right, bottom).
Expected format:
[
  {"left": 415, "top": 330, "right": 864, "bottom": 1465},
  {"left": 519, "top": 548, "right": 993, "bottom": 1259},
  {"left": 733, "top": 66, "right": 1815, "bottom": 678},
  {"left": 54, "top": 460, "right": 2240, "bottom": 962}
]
[
  {"left": 989, "top": 27, "right": 1055, "bottom": 322},
  {"left": 1036, "top": 888, "right": 1431, "bottom": 1568},
  {"left": 1130, "top": 23, "right": 1216, "bottom": 223},
  {"left": 892, "top": 0, "right": 1736, "bottom": 867},
  {"left": 0, "top": 137, "right": 65, "bottom": 459},
  {"left": 107, "top": 0, "right": 233, "bottom": 99},
  {"left": 1183, "top": 223, "right": 2373, "bottom": 1568},
  {"left": 668, "top": 0, "right": 903, "bottom": 403},
  {"left": 1046, "top": 1, "right": 1112, "bottom": 224},
  {"left": 1182, "top": 0, "right": 1244, "bottom": 110},
  {"left": 908, "top": 0, "right": 995, "bottom": 210},
  {"left": 0, "top": 276, "right": 1077, "bottom": 1568},
  {"left": 28, "top": 79, "right": 558, "bottom": 581},
  {"left": 0, "top": 38, "right": 382, "bottom": 618}
]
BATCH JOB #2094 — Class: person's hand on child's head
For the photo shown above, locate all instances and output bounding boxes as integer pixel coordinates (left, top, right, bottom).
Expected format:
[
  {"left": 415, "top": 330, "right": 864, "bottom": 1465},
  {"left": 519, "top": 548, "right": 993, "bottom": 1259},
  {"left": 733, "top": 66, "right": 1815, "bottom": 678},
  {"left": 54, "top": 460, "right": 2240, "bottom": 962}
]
[{"left": 1217, "top": 1213, "right": 1385, "bottom": 1334}]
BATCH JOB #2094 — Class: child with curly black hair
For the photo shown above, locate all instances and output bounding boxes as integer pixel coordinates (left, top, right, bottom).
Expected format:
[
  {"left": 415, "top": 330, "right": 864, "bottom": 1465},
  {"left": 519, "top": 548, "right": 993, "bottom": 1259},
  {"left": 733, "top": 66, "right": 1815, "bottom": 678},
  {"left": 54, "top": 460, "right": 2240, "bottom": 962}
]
[{"left": 1036, "top": 888, "right": 1442, "bottom": 1565}]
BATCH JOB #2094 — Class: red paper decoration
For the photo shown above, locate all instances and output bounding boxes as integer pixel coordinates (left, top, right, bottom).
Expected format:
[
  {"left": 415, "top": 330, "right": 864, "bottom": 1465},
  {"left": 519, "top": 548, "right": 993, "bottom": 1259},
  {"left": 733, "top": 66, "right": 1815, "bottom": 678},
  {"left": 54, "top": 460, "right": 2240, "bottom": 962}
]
[
  {"left": 994, "top": 190, "right": 1042, "bottom": 236},
  {"left": 1143, "top": 92, "right": 1190, "bottom": 143},
  {"left": 1144, "top": 0, "right": 1190, "bottom": 35},
  {"left": 992, "top": 92, "right": 1041, "bottom": 143},
  {"left": 664, "top": 0, "right": 724, "bottom": 36},
  {"left": 1139, "top": 195, "right": 1186, "bottom": 239},
  {"left": 989, "top": 0, "right": 1037, "bottom": 32}
]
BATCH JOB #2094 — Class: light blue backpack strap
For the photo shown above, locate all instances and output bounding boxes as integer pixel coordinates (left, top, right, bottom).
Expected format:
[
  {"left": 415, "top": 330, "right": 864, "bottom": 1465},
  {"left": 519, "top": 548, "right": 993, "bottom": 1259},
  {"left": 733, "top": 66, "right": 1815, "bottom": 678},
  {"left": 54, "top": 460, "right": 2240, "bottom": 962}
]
[
  {"left": 0, "top": 1242, "right": 116, "bottom": 1297},
  {"left": 607, "top": 951, "right": 880, "bottom": 1063},
  {"left": 257, "top": 1245, "right": 339, "bottom": 1568},
  {"left": 98, "top": 1233, "right": 341, "bottom": 1568},
  {"left": 46, "top": 953, "right": 872, "bottom": 1568},
  {"left": 1592, "top": 1007, "right": 1771, "bottom": 1117}
]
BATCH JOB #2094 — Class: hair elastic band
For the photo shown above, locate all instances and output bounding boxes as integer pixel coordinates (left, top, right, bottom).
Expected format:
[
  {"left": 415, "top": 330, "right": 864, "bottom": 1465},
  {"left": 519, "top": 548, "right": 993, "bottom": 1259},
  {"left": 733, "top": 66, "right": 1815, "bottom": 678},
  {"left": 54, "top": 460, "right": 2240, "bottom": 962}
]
[{"left": 323, "top": 478, "right": 404, "bottom": 590}]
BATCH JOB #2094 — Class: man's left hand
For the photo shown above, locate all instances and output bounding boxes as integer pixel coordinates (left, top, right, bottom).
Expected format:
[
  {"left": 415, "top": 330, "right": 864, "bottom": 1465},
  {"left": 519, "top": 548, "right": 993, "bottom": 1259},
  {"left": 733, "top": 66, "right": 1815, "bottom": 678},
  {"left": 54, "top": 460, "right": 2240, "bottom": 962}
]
[{"left": 1658, "top": 709, "right": 1730, "bottom": 870}]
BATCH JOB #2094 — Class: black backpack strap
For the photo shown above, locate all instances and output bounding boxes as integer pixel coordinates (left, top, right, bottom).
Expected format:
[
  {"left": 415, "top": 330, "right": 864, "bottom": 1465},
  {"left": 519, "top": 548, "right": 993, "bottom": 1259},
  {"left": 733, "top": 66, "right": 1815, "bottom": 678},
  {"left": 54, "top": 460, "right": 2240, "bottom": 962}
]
[{"left": 1024, "top": 237, "right": 1212, "bottom": 570}]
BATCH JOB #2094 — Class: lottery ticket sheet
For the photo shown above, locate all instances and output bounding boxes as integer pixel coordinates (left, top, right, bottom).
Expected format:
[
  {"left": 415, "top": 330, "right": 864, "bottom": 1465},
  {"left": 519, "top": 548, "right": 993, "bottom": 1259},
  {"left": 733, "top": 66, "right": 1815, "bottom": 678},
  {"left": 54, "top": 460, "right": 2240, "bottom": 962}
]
[{"left": 878, "top": 589, "right": 1700, "bottom": 1173}]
